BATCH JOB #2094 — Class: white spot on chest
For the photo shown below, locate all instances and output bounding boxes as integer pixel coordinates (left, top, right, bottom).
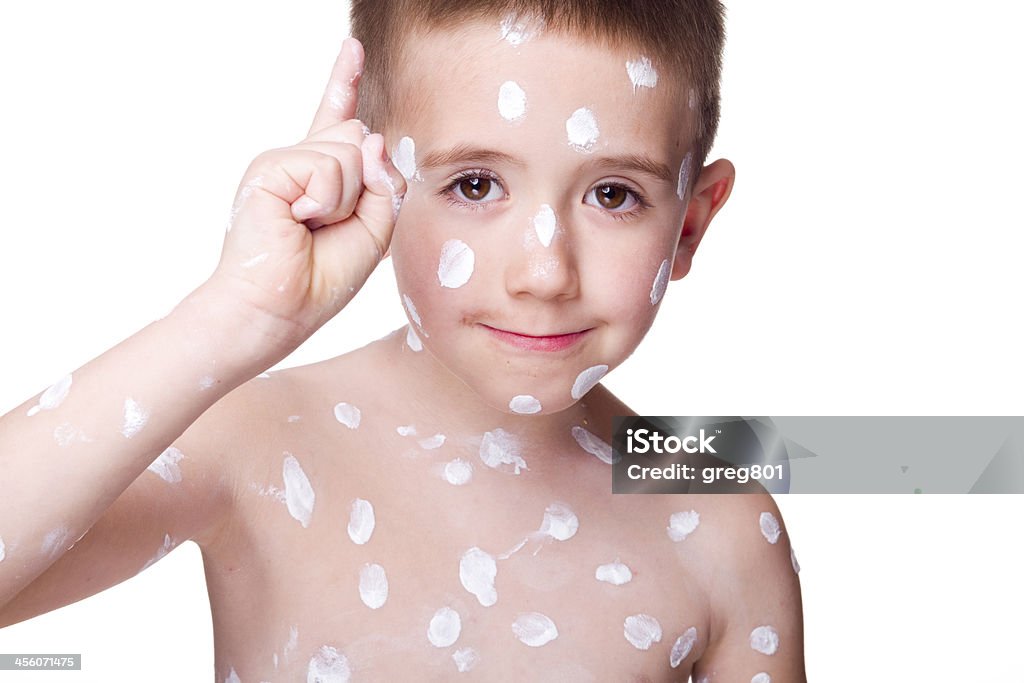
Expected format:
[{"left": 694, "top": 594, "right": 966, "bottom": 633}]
[
  {"left": 333, "top": 402, "right": 361, "bottom": 429},
  {"left": 512, "top": 612, "right": 559, "bottom": 647},
  {"left": 419, "top": 433, "right": 446, "bottom": 450},
  {"left": 498, "top": 80, "right": 527, "bottom": 121},
  {"left": 667, "top": 509, "right": 700, "bottom": 541},
  {"left": 428, "top": 606, "right": 462, "bottom": 647},
  {"left": 539, "top": 502, "right": 579, "bottom": 540},
  {"left": 438, "top": 239, "right": 475, "bottom": 288},
  {"left": 148, "top": 446, "right": 185, "bottom": 483},
  {"left": 566, "top": 107, "right": 600, "bottom": 153},
  {"left": 624, "top": 613, "right": 663, "bottom": 650},
  {"left": 347, "top": 498, "right": 375, "bottom": 545},
  {"left": 307, "top": 644, "right": 351, "bottom": 682},
  {"left": 452, "top": 646, "right": 480, "bottom": 672},
  {"left": 750, "top": 625, "right": 780, "bottom": 655},
  {"left": 460, "top": 546, "right": 498, "bottom": 606},
  {"left": 444, "top": 458, "right": 474, "bottom": 485},
  {"left": 571, "top": 425, "right": 615, "bottom": 464},
  {"left": 669, "top": 626, "right": 698, "bottom": 668},
  {"left": 358, "top": 562, "right": 388, "bottom": 609},
  {"left": 595, "top": 561, "right": 633, "bottom": 585},
  {"left": 479, "top": 428, "right": 528, "bottom": 473},
  {"left": 282, "top": 453, "right": 315, "bottom": 528}
]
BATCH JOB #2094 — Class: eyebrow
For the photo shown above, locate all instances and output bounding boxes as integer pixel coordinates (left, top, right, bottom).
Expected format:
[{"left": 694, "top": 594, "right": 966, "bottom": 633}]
[{"left": 419, "top": 144, "right": 675, "bottom": 186}]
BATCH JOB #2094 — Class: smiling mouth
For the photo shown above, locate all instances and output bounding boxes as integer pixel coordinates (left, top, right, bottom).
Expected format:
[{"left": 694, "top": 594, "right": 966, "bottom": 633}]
[{"left": 481, "top": 324, "right": 590, "bottom": 352}]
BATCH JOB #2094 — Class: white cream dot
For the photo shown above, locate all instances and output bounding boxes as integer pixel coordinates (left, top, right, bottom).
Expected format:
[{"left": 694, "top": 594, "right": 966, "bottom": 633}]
[
  {"left": 750, "top": 625, "right": 780, "bottom": 655},
  {"left": 667, "top": 510, "right": 700, "bottom": 541},
  {"left": 566, "top": 107, "right": 599, "bottom": 152},
  {"left": 512, "top": 612, "right": 559, "bottom": 647},
  {"left": 650, "top": 259, "right": 671, "bottom": 305},
  {"left": 333, "top": 402, "right": 361, "bottom": 429},
  {"left": 760, "top": 511, "right": 782, "bottom": 544},
  {"left": 509, "top": 395, "right": 542, "bottom": 414},
  {"left": 571, "top": 364, "right": 608, "bottom": 400},
  {"left": 624, "top": 614, "right": 662, "bottom": 650},
  {"left": 498, "top": 80, "right": 527, "bottom": 121}
]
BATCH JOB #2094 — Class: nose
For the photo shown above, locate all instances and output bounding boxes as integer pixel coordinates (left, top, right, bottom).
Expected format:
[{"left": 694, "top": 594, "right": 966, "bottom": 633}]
[{"left": 503, "top": 205, "right": 580, "bottom": 301}]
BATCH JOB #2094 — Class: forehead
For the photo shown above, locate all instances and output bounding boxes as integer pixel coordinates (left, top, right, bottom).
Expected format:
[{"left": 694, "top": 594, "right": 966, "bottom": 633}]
[{"left": 391, "top": 20, "right": 692, "bottom": 160}]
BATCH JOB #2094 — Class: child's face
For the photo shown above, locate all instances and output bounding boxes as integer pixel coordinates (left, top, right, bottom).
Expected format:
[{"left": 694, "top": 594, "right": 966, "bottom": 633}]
[{"left": 388, "top": 21, "right": 695, "bottom": 416}]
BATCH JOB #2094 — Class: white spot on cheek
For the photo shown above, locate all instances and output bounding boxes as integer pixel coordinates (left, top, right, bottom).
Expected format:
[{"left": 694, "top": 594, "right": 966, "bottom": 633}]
[
  {"left": 571, "top": 364, "right": 608, "bottom": 400},
  {"left": 358, "top": 562, "right": 388, "bottom": 609},
  {"left": 460, "top": 546, "right": 498, "bottom": 606},
  {"left": 121, "top": 397, "right": 149, "bottom": 439},
  {"left": 438, "top": 239, "right": 475, "bottom": 288},
  {"left": 333, "top": 402, "right": 361, "bottom": 429},
  {"left": 539, "top": 502, "right": 579, "bottom": 541},
  {"left": 667, "top": 509, "right": 700, "bottom": 541},
  {"left": 392, "top": 136, "right": 420, "bottom": 181},
  {"left": 405, "top": 325, "right": 423, "bottom": 351},
  {"left": 148, "top": 446, "right": 185, "bottom": 484},
  {"left": 626, "top": 56, "right": 658, "bottom": 91},
  {"left": 509, "top": 395, "right": 542, "bottom": 414},
  {"left": 452, "top": 647, "right": 480, "bottom": 672},
  {"left": 27, "top": 373, "right": 73, "bottom": 416},
  {"left": 566, "top": 107, "right": 599, "bottom": 153},
  {"left": 282, "top": 453, "right": 315, "bottom": 528},
  {"left": 512, "top": 612, "right": 559, "bottom": 647},
  {"left": 571, "top": 425, "right": 616, "bottom": 464},
  {"left": 750, "top": 625, "right": 780, "bottom": 655},
  {"left": 670, "top": 626, "right": 698, "bottom": 668},
  {"left": 532, "top": 204, "right": 557, "bottom": 247},
  {"left": 595, "top": 560, "right": 633, "bottom": 585},
  {"left": 624, "top": 614, "right": 663, "bottom": 650},
  {"left": 444, "top": 458, "right": 474, "bottom": 485},
  {"left": 347, "top": 498, "right": 375, "bottom": 545},
  {"left": 498, "top": 80, "right": 527, "bottom": 121},
  {"left": 307, "top": 645, "right": 351, "bottom": 682},
  {"left": 677, "top": 151, "right": 693, "bottom": 200},
  {"left": 428, "top": 606, "right": 462, "bottom": 647},
  {"left": 752, "top": 674, "right": 772, "bottom": 683},
  {"left": 479, "top": 428, "right": 528, "bottom": 473},
  {"left": 650, "top": 258, "right": 671, "bottom": 305},
  {"left": 760, "top": 511, "right": 782, "bottom": 544}
]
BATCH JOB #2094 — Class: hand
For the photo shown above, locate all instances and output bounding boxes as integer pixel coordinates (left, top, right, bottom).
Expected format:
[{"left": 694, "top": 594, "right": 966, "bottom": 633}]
[{"left": 209, "top": 38, "right": 405, "bottom": 358}]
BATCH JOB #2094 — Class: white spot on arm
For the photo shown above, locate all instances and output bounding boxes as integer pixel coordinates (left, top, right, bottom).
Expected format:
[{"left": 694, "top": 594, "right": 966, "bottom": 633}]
[
  {"left": 751, "top": 673, "right": 772, "bottom": 683},
  {"left": 27, "top": 373, "right": 73, "bottom": 416},
  {"left": 0, "top": 536, "right": 6, "bottom": 563},
  {"left": 418, "top": 433, "right": 446, "bottom": 450},
  {"left": 396, "top": 424, "right": 417, "bottom": 437},
  {"left": 147, "top": 446, "right": 185, "bottom": 484},
  {"left": 121, "top": 397, "right": 150, "bottom": 439},
  {"left": 347, "top": 498, "right": 375, "bottom": 545},
  {"left": 225, "top": 666, "right": 240, "bottom": 683},
  {"left": 452, "top": 647, "right": 480, "bottom": 672},
  {"left": 444, "top": 458, "right": 473, "bottom": 485}
]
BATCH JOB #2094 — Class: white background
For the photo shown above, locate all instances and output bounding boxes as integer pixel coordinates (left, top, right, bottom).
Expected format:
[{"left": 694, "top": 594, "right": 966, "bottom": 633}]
[{"left": 2, "top": 1, "right": 1022, "bottom": 681}]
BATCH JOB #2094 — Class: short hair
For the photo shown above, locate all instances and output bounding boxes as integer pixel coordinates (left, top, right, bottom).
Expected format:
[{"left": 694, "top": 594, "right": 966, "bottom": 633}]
[{"left": 351, "top": 0, "right": 726, "bottom": 172}]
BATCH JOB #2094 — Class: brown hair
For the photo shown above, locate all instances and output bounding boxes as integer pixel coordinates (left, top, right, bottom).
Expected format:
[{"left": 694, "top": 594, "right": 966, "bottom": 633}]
[{"left": 351, "top": 0, "right": 726, "bottom": 170}]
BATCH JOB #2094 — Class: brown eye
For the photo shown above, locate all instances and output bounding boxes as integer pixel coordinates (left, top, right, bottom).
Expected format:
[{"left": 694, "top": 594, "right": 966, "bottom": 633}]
[
  {"left": 596, "top": 185, "right": 627, "bottom": 209},
  {"left": 458, "top": 177, "right": 491, "bottom": 201}
]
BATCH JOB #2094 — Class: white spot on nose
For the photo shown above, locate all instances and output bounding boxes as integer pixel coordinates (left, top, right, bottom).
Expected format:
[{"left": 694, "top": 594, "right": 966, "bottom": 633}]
[{"left": 533, "top": 205, "right": 557, "bottom": 247}]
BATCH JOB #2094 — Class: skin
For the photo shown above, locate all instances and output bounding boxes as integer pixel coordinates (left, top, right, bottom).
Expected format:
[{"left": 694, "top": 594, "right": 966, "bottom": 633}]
[{"left": 0, "top": 21, "right": 805, "bottom": 683}]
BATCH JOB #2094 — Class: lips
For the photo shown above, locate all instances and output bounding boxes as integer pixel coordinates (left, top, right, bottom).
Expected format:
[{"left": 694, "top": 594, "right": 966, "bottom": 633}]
[{"left": 482, "top": 324, "right": 589, "bottom": 352}]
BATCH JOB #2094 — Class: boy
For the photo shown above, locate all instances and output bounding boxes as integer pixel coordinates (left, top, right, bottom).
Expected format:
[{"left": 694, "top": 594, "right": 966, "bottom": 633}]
[{"left": 0, "top": 0, "right": 805, "bottom": 680}]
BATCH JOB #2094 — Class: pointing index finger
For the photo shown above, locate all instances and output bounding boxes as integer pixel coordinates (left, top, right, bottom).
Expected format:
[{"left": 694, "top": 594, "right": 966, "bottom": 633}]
[{"left": 308, "top": 37, "right": 365, "bottom": 137}]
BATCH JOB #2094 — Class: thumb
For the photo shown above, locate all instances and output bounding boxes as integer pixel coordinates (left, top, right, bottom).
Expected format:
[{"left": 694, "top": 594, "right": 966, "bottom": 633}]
[{"left": 354, "top": 133, "right": 407, "bottom": 257}]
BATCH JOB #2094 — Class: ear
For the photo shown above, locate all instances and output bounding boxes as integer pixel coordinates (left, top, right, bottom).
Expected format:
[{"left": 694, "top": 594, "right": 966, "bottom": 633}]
[{"left": 671, "top": 158, "right": 735, "bottom": 280}]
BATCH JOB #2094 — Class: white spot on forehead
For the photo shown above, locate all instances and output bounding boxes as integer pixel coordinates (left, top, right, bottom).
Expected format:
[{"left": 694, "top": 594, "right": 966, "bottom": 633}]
[
  {"left": 669, "top": 626, "right": 698, "bottom": 668},
  {"left": 595, "top": 561, "right": 633, "bottom": 585},
  {"left": 452, "top": 647, "right": 480, "bottom": 672},
  {"left": 225, "top": 666, "right": 240, "bottom": 683},
  {"left": 405, "top": 325, "right": 423, "bottom": 352},
  {"left": 667, "top": 509, "right": 700, "bottom": 541},
  {"left": 626, "top": 56, "right": 659, "bottom": 91},
  {"left": 571, "top": 365, "right": 608, "bottom": 400},
  {"left": 512, "top": 612, "right": 559, "bottom": 647},
  {"left": 444, "top": 458, "right": 474, "bottom": 486},
  {"left": 460, "top": 546, "right": 498, "bottom": 606},
  {"left": 498, "top": 80, "right": 527, "bottom": 121},
  {"left": 419, "top": 433, "right": 446, "bottom": 450},
  {"left": 121, "top": 397, "right": 149, "bottom": 439},
  {"left": 571, "top": 425, "right": 616, "bottom": 464},
  {"left": 283, "top": 453, "right": 315, "bottom": 528},
  {"left": 509, "top": 395, "right": 542, "bottom": 415},
  {"left": 566, "top": 107, "right": 600, "bottom": 153},
  {"left": 539, "top": 502, "right": 579, "bottom": 541},
  {"left": 480, "top": 428, "right": 528, "bottom": 473},
  {"left": 752, "top": 673, "right": 772, "bottom": 683},
  {"left": 307, "top": 644, "right": 351, "bottom": 682},
  {"left": 347, "top": 498, "right": 375, "bottom": 545},
  {"left": 148, "top": 446, "right": 185, "bottom": 484},
  {"left": 358, "top": 562, "right": 389, "bottom": 609},
  {"left": 760, "top": 511, "right": 782, "bottom": 544},
  {"left": 624, "top": 614, "right": 663, "bottom": 650},
  {"left": 532, "top": 204, "right": 557, "bottom": 247},
  {"left": 333, "top": 402, "right": 361, "bottom": 429},
  {"left": 392, "top": 136, "right": 419, "bottom": 181},
  {"left": 438, "top": 239, "right": 475, "bottom": 288},
  {"left": 677, "top": 151, "right": 693, "bottom": 200},
  {"left": 27, "top": 373, "right": 73, "bottom": 416},
  {"left": 750, "top": 625, "right": 780, "bottom": 655},
  {"left": 428, "top": 606, "right": 462, "bottom": 648},
  {"left": 650, "top": 259, "right": 671, "bottom": 305}
]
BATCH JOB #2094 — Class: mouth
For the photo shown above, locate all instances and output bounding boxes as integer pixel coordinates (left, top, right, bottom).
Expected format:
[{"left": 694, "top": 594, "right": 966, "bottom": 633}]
[{"left": 481, "top": 324, "right": 590, "bottom": 352}]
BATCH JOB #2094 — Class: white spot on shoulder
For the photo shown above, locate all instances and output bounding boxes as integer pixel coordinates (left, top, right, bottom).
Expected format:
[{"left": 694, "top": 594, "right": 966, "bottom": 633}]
[
  {"left": 333, "top": 402, "right": 361, "bottom": 429},
  {"left": 307, "top": 644, "right": 351, "bottom": 682},
  {"left": 428, "top": 606, "right": 462, "bottom": 648},
  {"left": 148, "top": 446, "right": 185, "bottom": 484},
  {"left": 358, "top": 562, "right": 388, "bottom": 609},
  {"left": 532, "top": 204, "right": 557, "bottom": 247},
  {"left": 27, "top": 373, "right": 73, "bottom": 416},
  {"left": 498, "top": 80, "right": 527, "bottom": 121},
  {"left": 392, "top": 136, "right": 420, "bottom": 181},
  {"left": 438, "top": 239, "right": 475, "bottom": 288},
  {"left": 670, "top": 626, "right": 698, "bottom": 668},
  {"left": 460, "top": 546, "right": 498, "bottom": 606},
  {"left": 479, "top": 428, "right": 528, "bottom": 473},
  {"left": 512, "top": 612, "right": 559, "bottom": 647},
  {"left": 571, "top": 425, "right": 616, "bottom": 464},
  {"left": 760, "top": 511, "right": 782, "bottom": 544},
  {"left": 539, "top": 502, "right": 579, "bottom": 541},
  {"left": 347, "top": 498, "right": 375, "bottom": 545},
  {"left": 624, "top": 613, "right": 663, "bottom": 650},
  {"left": 667, "top": 510, "right": 700, "bottom": 541},
  {"left": 444, "top": 458, "right": 474, "bottom": 486},
  {"left": 452, "top": 647, "right": 480, "bottom": 672},
  {"left": 509, "top": 395, "right": 542, "bottom": 414},
  {"left": 121, "top": 397, "right": 150, "bottom": 439},
  {"left": 282, "top": 453, "right": 315, "bottom": 528},
  {"left": 595, "top": 560, "right": 633, "bottom": 585},
  {"left": 650, "top": 258, "right": 671, "bottom": 305},
  {"left": 566, "top": 107, "right": 600, "bottom": 153},
  {"left": 750, "top": 625, "right": 780, "bottom": 655},
  {"left": 571, "top": 365, "right": 608, "bottom": 400},
  {"left": 626, "top": 56, "right": 658, "bottom": 91}
]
